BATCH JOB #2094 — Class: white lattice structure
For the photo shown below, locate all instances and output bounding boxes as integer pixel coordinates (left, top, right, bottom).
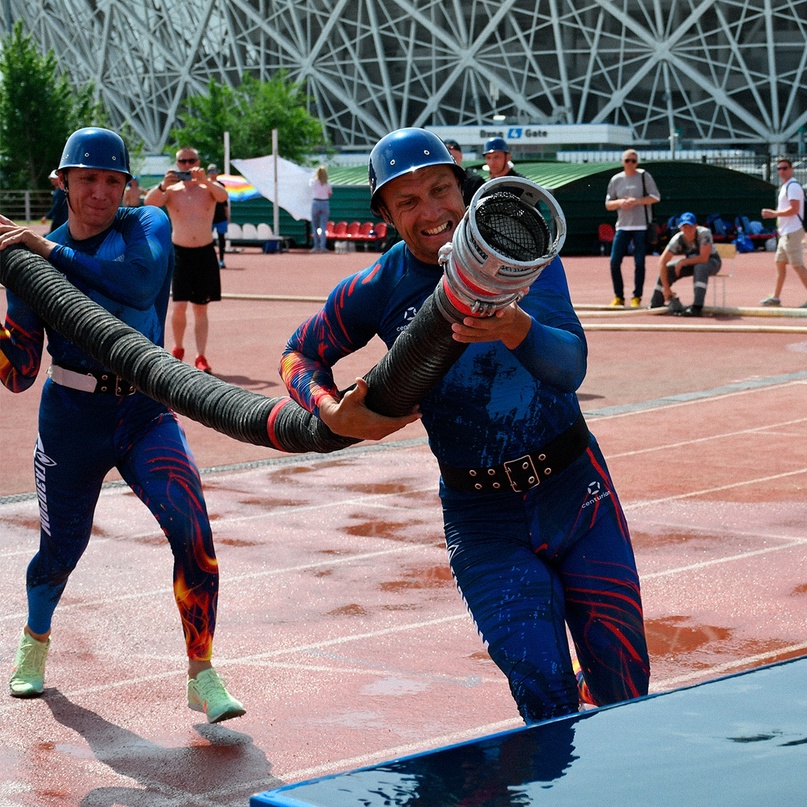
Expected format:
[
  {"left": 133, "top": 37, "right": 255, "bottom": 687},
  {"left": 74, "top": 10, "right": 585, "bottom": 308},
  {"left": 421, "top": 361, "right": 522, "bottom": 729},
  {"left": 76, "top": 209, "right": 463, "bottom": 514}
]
[{"left": 5, "top": 0, "right": 807, "bottom": 154}]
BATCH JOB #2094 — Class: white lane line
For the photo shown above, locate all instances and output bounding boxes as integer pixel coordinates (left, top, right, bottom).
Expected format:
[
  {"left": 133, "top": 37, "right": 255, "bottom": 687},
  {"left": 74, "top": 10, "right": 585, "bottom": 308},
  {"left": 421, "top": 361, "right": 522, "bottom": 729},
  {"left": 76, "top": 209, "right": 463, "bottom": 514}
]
[
  {"left": 624, "top": 466, "right": 807, "bottom": 510},
  {"left": 589, "top": 378, "right": 807, "bottom": 421},
  {"left": 0, "top": 542, "right": 440, "bottom": 623},
  {"left": 609, "top": 415, "right": 807, "bottom": 459}
]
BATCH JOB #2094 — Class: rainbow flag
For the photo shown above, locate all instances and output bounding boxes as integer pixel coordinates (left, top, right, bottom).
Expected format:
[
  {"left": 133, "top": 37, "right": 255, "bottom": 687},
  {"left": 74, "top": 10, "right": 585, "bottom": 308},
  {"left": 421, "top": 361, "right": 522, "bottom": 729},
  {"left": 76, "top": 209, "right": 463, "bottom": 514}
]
[{"left": 218, "top": 173, "right": 261, "bottom": 201}]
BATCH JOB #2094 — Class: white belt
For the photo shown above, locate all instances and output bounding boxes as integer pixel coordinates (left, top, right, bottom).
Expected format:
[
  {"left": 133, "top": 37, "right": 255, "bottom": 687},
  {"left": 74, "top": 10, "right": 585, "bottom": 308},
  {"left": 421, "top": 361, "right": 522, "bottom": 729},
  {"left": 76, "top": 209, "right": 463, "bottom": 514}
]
[{"left": 48, "top": 364, "right": 136, "bottom": 396}]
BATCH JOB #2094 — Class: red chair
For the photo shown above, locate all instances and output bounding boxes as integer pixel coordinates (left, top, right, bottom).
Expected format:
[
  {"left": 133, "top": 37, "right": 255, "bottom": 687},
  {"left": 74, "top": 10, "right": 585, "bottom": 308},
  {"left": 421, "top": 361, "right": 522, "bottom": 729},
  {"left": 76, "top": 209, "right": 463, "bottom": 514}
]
[
  {"left": 333, "top": 221, "right": 348, "bottom": 237},
  {"left": 374, "top": 222, "right": 388, "bottom": 240},
  {"left": 598, "top": 223, "right": 615, "bottom": 255},
  {"left": 325, "top": 221, "right": 335, "bottom": 237},
  {"left": 346, "top": 221, "right": 361, "bottom": 238},
  {"left": 358, "top": 222, "right": 375, "bottom": 239}
]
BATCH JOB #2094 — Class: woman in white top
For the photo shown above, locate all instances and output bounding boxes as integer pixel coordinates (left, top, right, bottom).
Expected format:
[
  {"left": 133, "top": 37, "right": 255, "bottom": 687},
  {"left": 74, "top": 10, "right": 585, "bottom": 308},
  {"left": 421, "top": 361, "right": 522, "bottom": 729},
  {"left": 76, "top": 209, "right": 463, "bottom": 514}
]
[{"left": 309, "top": 165, "right": 333, "bottom": 253}]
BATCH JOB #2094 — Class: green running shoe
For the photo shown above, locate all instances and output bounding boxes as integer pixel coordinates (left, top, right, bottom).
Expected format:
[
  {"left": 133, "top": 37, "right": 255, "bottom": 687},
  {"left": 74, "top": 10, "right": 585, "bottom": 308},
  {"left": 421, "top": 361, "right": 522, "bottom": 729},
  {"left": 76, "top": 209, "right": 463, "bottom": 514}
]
[
  {"left": 187, "top": 668, "right": 245, "bottom": 723},
  {"left": 9, "top": 631, "right": 50, "bottom": 698}
]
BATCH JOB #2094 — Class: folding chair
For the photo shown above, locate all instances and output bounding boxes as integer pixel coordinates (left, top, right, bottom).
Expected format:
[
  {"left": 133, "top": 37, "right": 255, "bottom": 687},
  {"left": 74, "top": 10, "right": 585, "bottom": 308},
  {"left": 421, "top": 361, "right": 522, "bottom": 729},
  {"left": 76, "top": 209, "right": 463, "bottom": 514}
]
[{"left": 711, "top": 242, "right": 736, "bottom": 307}]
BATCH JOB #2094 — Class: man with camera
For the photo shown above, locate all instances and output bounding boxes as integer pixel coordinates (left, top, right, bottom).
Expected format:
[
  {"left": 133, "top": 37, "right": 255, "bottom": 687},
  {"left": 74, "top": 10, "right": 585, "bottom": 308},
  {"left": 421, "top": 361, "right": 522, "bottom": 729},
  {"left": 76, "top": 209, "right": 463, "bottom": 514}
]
[{"left": 144, "top": 146, "right": 228, "bottom": 374}]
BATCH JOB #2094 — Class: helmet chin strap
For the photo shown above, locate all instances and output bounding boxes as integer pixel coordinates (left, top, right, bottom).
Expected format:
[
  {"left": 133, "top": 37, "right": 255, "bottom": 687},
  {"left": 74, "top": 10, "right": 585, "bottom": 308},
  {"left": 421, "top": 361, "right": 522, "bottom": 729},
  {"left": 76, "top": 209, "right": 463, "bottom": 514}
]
[{"left": 61, "top": 170, "right": 75, "bottom": 215}]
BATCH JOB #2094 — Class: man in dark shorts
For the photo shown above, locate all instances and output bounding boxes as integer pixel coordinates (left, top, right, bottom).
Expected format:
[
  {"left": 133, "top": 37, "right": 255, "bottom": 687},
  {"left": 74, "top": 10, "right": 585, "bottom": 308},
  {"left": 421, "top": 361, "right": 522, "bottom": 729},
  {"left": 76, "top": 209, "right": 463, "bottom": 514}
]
[{"left": 144, "top": 146, "right": 228, "bottom": 374}]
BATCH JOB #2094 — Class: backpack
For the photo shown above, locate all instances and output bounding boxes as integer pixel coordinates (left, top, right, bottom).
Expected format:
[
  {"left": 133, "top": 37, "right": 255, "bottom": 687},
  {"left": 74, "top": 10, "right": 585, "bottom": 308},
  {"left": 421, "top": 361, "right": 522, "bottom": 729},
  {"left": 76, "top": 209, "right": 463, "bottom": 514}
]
[{"left": 784, "top": 179, "right": 805, "bottom": 227}]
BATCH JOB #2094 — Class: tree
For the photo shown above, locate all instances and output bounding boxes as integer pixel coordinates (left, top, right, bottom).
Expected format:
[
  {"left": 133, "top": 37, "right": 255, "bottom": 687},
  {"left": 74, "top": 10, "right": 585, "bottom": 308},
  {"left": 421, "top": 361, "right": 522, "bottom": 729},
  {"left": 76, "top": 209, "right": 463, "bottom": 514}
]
[
  {"left": 170, "top": 72, "right": 327, "bottom": 167},
  {"left": 0, "top": 21, "right": 106, "bottom": 189}
]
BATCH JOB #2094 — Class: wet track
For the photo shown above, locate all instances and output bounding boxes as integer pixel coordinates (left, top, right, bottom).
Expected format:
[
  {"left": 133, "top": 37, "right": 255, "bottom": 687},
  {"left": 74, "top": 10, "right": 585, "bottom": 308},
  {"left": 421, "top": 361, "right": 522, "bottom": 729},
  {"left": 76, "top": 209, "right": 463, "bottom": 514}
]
[{"left": 1, "top": 241, "right": 806, "bottom": 805}]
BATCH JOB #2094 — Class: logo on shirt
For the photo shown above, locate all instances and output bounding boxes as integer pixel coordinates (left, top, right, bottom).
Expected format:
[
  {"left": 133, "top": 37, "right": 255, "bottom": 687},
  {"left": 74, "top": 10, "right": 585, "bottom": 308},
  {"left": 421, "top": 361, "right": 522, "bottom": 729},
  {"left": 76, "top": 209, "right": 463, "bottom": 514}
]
[
  {"left": 583, "top": 479, "right": 611, "bottom": 508},
  {"left": 397, "top": 306, "right": 419, "bottom": 333}
]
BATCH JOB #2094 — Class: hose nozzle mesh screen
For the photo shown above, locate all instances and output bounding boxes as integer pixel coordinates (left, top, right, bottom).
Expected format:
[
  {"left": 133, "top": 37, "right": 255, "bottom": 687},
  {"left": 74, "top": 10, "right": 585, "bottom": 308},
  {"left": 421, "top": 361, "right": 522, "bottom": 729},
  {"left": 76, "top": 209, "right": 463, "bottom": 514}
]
[
  {"left": 473, "top": 191, "right": 551, "bottom": 265},
  {"left": 438, "top": 176, "right": 566, "bottom": 318}
]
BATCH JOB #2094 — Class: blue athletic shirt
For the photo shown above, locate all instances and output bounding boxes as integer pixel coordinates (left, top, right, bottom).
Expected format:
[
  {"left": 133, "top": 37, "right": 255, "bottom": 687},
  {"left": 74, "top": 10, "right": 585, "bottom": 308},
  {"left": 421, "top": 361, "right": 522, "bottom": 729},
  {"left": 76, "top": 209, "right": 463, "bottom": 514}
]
[
  {"left": 282, "top": 240, "right": 588, "bottom": 468},
  {"left": 1, "top": 205, "right": 173, "bottom": 388}
]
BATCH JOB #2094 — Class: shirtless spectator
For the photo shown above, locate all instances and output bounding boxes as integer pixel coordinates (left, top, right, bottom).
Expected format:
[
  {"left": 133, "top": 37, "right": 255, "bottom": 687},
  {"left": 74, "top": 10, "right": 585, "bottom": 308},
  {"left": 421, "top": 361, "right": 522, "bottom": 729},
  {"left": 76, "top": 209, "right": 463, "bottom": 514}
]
[{"left": 144, "top": 146, "right": 228, "bottom": 374}]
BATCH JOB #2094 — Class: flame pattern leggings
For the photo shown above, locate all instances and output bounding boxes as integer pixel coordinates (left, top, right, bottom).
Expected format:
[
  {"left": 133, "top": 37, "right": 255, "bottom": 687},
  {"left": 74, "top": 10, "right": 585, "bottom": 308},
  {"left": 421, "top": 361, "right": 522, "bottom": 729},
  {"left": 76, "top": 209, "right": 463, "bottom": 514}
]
[
  {"left": 25, "top": 380, "right": 218, "bottom": 661},
  {"left": 441, "top": 437, "right": 650, "bottom": 724}
]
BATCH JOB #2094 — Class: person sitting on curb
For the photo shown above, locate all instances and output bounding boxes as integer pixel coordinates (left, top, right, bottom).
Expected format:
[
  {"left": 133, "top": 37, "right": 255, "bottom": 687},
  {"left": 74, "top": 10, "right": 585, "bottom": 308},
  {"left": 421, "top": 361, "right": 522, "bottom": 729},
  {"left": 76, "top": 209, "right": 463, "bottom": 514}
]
[{"left": 648, "top": 212, "right": 721, "bottom": 317}]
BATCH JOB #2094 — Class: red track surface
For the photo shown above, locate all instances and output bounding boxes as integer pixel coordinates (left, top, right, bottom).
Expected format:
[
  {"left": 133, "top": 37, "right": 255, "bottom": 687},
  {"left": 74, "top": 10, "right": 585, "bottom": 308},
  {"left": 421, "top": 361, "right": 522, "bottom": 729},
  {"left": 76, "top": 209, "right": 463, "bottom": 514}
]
[{"left": 1, "top": 240, "right": 806, "bottom": 805}]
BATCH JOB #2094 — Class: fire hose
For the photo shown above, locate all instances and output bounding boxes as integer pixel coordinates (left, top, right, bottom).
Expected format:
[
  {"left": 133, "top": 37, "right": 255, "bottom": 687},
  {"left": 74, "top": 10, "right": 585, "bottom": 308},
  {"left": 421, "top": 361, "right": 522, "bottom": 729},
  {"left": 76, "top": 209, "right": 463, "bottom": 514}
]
[{"left": 0, "top": 178, "right": 565, "bottom": 452}]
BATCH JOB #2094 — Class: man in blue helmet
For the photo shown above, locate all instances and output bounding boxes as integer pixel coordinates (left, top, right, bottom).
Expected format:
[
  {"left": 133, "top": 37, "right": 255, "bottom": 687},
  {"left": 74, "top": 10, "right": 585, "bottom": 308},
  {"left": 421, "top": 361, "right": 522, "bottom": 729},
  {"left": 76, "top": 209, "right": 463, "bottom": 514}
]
[
  {"left": 483, "top": 136, "right": 522, "bottom": 180},
  {"left": 280, "top": 128, "right": 650, "bottom": 724},
  {"left": 0, "top": 127, "right": 244, "bottom": 723}
]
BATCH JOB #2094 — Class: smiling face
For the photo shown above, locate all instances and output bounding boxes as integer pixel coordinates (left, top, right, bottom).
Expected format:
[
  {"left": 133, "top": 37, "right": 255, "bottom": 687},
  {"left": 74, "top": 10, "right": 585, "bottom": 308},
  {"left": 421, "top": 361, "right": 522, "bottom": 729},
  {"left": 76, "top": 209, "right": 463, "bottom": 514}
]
[
  {"left": 64, "top": 167, "right": 127, "bottom": 238},
  {"left": 377, "top": 165, "right": 465, "bottom": 264}
]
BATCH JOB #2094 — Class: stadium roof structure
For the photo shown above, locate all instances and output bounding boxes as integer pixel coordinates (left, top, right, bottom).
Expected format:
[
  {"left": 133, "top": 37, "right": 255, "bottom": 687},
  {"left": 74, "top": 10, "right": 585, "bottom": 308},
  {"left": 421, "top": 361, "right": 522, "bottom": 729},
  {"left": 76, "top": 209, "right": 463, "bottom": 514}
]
[{"left": 6, "top": 0, "right": 807, "bottom": 155}]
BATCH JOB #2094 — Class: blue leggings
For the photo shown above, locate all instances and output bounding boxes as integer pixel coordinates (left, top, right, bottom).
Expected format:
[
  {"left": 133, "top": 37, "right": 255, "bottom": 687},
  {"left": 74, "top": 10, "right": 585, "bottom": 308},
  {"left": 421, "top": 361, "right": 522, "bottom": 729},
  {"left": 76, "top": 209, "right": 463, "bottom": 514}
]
[
  {"left": 26, "top": 381, "right": 218, "bottom": 661},
  {"left": 441, "top": 438, "right": 649, "bottom": 723}
]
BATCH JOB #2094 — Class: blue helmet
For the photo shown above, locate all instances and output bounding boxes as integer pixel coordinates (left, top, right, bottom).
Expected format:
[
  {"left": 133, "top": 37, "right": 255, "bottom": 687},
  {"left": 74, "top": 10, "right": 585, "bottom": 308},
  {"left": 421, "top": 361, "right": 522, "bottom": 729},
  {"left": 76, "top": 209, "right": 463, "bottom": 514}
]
[
  {"left": 58, "top": 127, "right": 132, "bottom": 180},
  {"left": 368, "top": 128, "right": 465, "bottom": 215},
  {"left": 483, "top": 136, "right": 509, "bottom": 155}
]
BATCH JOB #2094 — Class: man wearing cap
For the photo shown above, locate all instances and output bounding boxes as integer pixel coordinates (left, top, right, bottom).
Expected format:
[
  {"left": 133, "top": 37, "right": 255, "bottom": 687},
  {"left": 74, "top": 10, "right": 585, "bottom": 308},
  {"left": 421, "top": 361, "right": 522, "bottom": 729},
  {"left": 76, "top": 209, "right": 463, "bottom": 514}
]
[
  {"left": 482, "top": 137, "right": 522, "bottom": 180},
  {"left": 443, "top": 139, "right": 484, "bottom": 206},
  {"left": 40, "top": 170, "right": 68, "bottom": 233},
  {"left": 649, "top": 212, "right": 721, "bottom": 317},
  {"left": 0, "top": 127, "right": 245, "bottom": 724}
]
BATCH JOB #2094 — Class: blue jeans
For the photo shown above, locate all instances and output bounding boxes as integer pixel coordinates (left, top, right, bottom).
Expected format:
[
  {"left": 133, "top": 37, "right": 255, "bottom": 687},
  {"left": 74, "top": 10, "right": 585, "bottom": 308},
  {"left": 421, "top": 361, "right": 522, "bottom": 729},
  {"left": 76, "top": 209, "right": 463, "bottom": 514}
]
[
  {"left": 311, "top": 200, "right": 330, "bottom": 250},
  {"left": 609, "top": 228, "right": 648, "bottom": 299}
]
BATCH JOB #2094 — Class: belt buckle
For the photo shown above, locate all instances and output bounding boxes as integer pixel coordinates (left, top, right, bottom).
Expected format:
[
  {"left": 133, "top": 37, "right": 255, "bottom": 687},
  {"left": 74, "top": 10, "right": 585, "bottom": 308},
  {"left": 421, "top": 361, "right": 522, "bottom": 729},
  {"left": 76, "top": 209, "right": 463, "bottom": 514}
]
[
  {"left": 503, "top": 454, "right": 540, "bottom": 493},
  {"left": 115, "top": 377, "right": 136, "bottom": 396}
]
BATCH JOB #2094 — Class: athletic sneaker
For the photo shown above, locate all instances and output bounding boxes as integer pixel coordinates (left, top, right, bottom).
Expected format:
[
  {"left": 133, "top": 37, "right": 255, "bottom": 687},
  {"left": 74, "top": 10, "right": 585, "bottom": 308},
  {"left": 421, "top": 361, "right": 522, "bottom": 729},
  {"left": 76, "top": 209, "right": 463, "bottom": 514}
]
[
  {"left": 9, "top": 631, "right": 50, "bottom": 698},
  {"left": 195, "top": 355, "right": 212, "bottom": 374},
  {"left": 187, "top": 668, "right": 246, "bottom": 723},
  {"left": 629, "top": 296, "right": 642, "bottom": 308},
  {"left": 608, "top": 296, "right": 625, "bottom": 307},
  {"left": 760, "top": 295, "right": 781, "bottom": 307},
  {"left": 681, "top": 305, "right": 703, "bottom": 317},
  {"left": 172, "top": 346, "right": 185, "bottom": 361},
  {"left": 572, "top": 658, "right": 596, "bottom": 708}
]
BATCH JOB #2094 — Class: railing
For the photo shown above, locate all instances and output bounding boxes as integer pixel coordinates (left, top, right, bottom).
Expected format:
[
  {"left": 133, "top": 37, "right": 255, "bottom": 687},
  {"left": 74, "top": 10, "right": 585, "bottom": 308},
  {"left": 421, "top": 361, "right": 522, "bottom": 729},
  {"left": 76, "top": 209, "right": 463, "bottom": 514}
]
[{"left": 0, "top": 190, "right": 53, "bottom": 223}]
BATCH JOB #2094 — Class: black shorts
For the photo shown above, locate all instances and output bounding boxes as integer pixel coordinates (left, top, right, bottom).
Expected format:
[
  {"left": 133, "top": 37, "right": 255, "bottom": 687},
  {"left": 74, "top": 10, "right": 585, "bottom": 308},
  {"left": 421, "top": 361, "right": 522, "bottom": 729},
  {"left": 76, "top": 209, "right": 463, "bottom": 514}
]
[{"left": 172, "top": 243, "right": 221, "bottom": 304}]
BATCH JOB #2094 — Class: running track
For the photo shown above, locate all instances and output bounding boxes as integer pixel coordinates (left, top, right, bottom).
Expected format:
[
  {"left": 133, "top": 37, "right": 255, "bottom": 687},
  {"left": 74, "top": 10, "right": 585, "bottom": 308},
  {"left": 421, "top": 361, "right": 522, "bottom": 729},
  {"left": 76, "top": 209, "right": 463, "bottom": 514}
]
[{"left": 0, "top": 243, "right": 805, "bottom": 805}]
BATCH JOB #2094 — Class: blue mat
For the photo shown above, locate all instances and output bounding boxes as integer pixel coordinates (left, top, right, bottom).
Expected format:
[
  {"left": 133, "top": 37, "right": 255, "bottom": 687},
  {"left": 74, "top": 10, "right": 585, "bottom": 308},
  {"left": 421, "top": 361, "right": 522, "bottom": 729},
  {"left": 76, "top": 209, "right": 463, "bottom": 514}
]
[{"left": 252, "top": 655, "right": 807, "bottom": 806}]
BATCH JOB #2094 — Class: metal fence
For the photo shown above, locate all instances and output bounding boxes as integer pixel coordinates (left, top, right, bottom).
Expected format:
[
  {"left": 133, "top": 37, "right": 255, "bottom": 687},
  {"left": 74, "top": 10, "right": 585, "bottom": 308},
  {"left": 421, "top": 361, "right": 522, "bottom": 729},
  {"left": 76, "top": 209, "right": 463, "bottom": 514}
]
[{"left": 0, "top": 190, "right": 53, "bottom": 223}]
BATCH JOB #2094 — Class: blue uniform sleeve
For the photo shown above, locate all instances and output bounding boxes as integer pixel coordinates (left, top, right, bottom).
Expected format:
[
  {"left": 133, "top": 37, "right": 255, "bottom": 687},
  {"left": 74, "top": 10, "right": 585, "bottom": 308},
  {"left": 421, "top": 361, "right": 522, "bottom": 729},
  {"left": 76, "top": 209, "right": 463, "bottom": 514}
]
[
  {"left": 511, "top": 257, "right": 587, "bottom": 393},
  {"left": 281, "top": 261, "right": 388, "bottom": 417},
  {"left": 0, "top": 290, "right": 45, "bottom": 392},
  {"left": 48, "top": 207, "right": 173, "bottom": 311}
]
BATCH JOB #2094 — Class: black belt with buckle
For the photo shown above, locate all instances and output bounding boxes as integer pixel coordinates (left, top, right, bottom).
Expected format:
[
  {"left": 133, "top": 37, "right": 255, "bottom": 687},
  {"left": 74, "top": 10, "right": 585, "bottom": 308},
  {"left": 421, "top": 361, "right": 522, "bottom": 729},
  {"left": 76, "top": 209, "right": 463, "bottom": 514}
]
[
  {"left": 439, "top": 413, "right": 590, "bottom": 494},
  {"left": 94, "top": 372, "right": 137, "bottom": 396}
]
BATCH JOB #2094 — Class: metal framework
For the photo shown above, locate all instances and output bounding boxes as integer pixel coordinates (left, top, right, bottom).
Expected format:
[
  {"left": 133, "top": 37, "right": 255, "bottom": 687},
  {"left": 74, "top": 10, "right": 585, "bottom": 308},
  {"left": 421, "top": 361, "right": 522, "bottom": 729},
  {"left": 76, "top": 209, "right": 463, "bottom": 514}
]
[{"left": 4, "top": 0, "right": 807, "bottom": 154}]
